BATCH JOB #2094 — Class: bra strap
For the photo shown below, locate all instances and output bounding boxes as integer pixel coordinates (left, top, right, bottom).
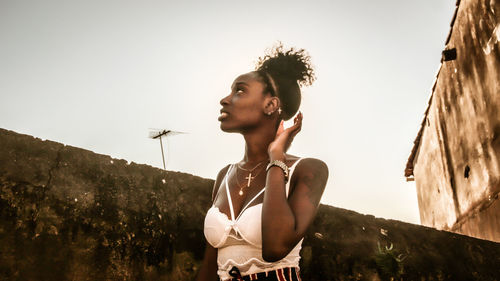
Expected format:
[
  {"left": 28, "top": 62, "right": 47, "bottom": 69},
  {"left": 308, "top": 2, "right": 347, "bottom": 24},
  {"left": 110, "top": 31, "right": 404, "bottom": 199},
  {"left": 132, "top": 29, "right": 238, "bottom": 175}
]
[
  {"left": 235, "top": 187, "right": 266, "bottom": 221},
  {"left": 286, "top": 158, "right": 303, "bottom": 197},
  {"left": 225, "top": 164, "right": 236, "bottom": 221},
  {"left": 212, "top": 165, "right": 232, "bottom": 205}
]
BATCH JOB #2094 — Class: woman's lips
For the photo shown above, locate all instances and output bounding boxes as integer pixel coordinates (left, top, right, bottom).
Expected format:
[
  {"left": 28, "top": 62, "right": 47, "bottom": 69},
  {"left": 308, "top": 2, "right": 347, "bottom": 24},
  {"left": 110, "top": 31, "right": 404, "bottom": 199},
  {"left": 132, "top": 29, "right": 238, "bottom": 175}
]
[{"left": 218, "top": 112, "right": 229, "bottom": 121}]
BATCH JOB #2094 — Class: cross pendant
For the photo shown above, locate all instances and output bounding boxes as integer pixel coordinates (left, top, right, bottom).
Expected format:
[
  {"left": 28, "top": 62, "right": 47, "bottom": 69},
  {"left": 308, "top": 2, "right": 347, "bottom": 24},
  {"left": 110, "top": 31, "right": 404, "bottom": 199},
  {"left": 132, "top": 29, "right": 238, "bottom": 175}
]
[{"left": 245, "top": 173, "right": 255, "bottom": 187}]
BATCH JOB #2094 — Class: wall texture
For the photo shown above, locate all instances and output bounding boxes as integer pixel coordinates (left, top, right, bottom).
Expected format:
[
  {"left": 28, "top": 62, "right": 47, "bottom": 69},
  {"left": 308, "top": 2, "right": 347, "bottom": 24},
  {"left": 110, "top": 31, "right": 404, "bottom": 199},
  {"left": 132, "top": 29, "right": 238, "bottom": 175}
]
[
  {"left": 406, "top": 0, "right": 500, "bottom": 242},
  {"left": 1, "top": 128, "right": 500, "bottom": 281}
]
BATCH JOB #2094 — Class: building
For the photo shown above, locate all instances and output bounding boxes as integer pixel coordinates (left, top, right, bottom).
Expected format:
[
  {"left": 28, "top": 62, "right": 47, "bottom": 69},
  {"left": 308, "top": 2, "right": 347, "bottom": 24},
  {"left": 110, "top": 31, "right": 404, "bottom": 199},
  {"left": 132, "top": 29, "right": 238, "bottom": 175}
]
[{"left": 405, "top": 0, "right": 500, "bottom": 242}]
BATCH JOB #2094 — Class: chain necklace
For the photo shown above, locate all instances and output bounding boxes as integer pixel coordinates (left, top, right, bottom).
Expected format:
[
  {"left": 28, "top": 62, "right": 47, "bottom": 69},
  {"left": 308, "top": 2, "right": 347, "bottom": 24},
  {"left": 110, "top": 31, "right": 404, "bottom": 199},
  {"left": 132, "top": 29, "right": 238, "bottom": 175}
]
[
  {"left": 235, "top": 159, "right": 268, "bottom": 196},
  {"left": 237, "top": 159, "right": 267, "bottom": 172}
]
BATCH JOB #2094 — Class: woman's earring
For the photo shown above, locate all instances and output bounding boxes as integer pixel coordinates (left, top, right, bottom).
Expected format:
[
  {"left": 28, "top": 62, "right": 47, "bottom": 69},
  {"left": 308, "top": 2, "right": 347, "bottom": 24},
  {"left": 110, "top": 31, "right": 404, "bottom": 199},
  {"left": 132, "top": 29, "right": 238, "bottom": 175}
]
[
  {"left": 278, "top": 107, "right": 282, "bottom": 115},
  {"left": 267, "top": 111, "right": 272, "bottom": 116}
]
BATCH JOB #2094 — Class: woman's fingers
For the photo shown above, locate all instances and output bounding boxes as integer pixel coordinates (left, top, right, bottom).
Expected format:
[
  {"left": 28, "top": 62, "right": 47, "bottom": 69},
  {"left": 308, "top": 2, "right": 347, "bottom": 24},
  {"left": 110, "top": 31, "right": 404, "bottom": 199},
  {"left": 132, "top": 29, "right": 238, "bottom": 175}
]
[
  {"left": 283, "top": 112, "right": 303, "bottom": 151},
  {"left": 288, "top": 112, "right": 302, "bottom": 137},
  {"left": 269, "top": 113, "right": 304, "bottom": 155},
  {"left": 284, "top": 112, "right": 302, "bottom": 132},
  {"left": 274, "top": 112, "right": 303, "bottom": 141},
  {"left": 277, "top": 120, "right": 285, "bottom": 135}
]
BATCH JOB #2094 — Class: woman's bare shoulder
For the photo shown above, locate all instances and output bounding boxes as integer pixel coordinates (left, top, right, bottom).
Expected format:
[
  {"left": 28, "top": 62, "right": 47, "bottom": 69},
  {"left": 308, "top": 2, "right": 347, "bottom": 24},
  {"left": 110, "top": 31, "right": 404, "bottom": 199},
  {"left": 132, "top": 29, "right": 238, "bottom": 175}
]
[
  {"left": 297, "top": 157, "right": 328, "bottom": 169},
  {"left": 211, "top": 164, "right": 232, "bottom": 201},
  {"left": 215, "top": 164, "right": 232, "bottom": 179},
  {"left": 293, "top": 157, "right": 329, "bottom": 186}
]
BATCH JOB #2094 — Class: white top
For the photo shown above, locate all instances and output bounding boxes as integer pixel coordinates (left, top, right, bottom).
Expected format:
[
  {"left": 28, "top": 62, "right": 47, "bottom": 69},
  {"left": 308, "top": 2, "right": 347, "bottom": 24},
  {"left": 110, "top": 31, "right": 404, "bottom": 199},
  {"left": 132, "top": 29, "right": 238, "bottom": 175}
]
[{"left": 204, "top": 159, "right": 304, "bottom": 279}]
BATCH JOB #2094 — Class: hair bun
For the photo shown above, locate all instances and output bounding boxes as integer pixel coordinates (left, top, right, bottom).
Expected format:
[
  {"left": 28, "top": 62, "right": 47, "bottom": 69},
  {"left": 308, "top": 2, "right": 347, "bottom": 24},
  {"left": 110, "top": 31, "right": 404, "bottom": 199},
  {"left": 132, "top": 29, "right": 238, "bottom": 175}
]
[{"left": 256, "top": 42, "right": 315, "bottom": 87}]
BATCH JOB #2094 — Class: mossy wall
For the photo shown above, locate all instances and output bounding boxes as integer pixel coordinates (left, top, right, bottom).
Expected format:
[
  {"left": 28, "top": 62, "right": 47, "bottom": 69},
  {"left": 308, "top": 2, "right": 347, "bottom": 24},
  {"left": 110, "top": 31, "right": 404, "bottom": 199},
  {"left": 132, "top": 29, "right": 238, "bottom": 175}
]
[{"left": 1, "top": 128, "right": 500, "bottom": 281}]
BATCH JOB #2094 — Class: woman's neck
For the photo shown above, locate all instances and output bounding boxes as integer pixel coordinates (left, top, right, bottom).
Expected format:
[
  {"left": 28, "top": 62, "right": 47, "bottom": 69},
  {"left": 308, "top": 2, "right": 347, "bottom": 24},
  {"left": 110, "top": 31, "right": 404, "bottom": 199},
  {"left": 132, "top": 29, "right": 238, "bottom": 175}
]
[{"left": 242, "top": 126, "right": 276, "bottom": 164}]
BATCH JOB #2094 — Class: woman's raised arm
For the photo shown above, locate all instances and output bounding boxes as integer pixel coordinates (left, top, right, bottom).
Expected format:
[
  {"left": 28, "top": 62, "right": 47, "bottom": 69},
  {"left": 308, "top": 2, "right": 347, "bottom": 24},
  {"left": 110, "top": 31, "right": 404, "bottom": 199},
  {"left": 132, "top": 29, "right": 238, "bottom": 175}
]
[
  {"left": 262, "top": 113, "right": 329, "bottom": 261},
  {"left": 262, "top": 158, "right": 328, "bottom": 261}
]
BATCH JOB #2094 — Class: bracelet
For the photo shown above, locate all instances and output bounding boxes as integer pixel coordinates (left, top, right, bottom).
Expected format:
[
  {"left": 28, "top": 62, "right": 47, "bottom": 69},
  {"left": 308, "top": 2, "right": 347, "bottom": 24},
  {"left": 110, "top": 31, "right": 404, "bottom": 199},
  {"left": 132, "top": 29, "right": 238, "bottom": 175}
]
[{"left": 266, "top": 160, "right": 289, "bottom": 182}]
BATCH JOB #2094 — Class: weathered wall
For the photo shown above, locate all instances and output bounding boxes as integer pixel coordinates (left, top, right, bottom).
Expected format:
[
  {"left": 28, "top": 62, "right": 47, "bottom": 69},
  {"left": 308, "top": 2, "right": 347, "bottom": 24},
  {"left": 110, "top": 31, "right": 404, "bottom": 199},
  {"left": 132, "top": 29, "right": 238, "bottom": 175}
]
[
  {"left": 2, "top": 128, "right": 500, "bottom": 281},
  {"left": 411, "top": 0, "right": 500, "bottom": 242},
  {"left": 0, "top": 128, "right": 213, "bottom": 280}
]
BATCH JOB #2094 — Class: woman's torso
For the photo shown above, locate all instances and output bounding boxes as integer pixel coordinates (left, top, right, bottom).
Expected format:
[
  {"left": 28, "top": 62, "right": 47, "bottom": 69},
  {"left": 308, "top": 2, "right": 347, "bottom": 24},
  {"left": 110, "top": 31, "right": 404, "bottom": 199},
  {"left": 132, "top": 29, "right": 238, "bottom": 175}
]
[{"left": 204, "top": 158, "right": 304, "bottom": 279}]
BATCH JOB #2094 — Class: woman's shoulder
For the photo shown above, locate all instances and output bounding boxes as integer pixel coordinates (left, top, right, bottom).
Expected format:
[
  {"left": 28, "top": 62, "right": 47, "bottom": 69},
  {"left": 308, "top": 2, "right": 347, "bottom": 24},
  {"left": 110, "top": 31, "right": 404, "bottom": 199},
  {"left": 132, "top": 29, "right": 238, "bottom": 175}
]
[
  {"left": 214, "top": 164, "right": 232, "bottom": 184},
  {"left": 287, "top": 155, "right": 328, "bottom": 171},
  {"left": 287, "top": 156, "right": 329, "bottom": 199},
  {"left": 211, "top": 164, "right": 232, "bottom": 201},
  {"left": 289, "top": 156, "right": 329, "bottom": 181}
]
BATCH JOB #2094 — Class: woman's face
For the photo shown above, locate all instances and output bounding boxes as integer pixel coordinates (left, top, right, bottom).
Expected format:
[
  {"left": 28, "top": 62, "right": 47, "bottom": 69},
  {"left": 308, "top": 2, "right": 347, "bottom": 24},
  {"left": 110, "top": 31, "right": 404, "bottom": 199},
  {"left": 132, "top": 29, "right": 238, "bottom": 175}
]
[{"left": 219, "top": 71, "right": 270, "bottom": 132}]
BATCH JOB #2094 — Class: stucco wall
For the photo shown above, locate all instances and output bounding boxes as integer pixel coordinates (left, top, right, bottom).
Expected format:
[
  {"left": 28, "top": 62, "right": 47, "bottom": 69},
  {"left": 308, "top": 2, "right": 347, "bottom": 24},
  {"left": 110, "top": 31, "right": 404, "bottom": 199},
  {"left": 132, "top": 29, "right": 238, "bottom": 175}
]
[
  {"left": 2, "top": 128, "right": 500, "bottom": 281},
  {"left": 412, "top": 0, "right": 500, "bottom": 242}
]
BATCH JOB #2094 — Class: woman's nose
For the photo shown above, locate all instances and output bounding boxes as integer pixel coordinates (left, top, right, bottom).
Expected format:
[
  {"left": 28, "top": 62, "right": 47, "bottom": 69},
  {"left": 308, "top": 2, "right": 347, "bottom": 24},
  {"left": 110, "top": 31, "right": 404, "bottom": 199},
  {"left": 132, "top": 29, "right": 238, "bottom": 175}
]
[{"left": 220, "top": 94, "right": 230, "bottom": 105}]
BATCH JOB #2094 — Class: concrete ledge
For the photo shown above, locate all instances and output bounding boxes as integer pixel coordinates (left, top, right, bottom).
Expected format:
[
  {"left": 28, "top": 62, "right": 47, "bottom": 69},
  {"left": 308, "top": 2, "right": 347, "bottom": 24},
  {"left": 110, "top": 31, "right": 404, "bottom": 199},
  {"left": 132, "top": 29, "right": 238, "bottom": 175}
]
[{"left": 1, "top": 128, "right": 500, "bottom": 280}]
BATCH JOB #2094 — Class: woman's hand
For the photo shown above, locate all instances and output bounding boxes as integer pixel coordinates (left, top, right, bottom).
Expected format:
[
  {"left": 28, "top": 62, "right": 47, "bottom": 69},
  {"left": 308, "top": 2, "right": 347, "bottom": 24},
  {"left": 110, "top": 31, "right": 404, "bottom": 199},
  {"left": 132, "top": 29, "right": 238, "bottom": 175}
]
[{"left": 267, "top": 112, "right": 303, "bottom": 161}]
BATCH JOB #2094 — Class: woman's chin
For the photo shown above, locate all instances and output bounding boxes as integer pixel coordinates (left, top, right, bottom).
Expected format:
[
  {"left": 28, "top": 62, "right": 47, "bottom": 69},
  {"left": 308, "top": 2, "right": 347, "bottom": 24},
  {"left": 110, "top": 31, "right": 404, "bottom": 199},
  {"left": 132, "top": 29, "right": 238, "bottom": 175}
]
[
  {"left": 219, "top": 123, "right": 239, "bottom": 133},
  {"left": 219, "top": 125, "right": 233, "bottom": 132}
]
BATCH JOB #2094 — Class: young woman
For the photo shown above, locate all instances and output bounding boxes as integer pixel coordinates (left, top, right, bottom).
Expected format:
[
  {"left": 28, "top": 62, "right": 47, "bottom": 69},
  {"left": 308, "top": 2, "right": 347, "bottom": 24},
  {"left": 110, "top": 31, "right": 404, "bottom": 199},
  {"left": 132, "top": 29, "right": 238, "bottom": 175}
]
[{"left": 197, "top": 45, "right": 328, "bottom": 281}]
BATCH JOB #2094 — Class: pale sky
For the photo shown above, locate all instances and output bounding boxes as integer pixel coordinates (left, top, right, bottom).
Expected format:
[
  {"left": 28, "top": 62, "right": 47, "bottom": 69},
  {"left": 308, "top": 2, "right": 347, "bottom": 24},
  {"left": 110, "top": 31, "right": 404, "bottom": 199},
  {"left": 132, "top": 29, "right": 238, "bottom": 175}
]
[{"left": 0, "top": 0, "right": 457, "bottom": 223}]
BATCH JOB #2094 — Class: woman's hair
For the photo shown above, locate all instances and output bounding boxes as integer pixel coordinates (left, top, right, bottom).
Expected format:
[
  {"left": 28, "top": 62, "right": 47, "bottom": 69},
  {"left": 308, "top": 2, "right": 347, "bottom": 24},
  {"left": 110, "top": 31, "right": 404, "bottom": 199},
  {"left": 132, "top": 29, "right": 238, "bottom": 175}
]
[{"left": 255, "top": 43, "right": 315, "bottom": 120}]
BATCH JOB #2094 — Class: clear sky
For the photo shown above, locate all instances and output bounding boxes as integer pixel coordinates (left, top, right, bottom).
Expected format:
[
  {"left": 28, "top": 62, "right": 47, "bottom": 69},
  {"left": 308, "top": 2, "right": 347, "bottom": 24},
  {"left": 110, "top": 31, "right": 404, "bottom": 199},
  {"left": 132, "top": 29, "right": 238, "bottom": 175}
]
[{"left": 0, "top": 0, "right": 456, "bottom": 223}]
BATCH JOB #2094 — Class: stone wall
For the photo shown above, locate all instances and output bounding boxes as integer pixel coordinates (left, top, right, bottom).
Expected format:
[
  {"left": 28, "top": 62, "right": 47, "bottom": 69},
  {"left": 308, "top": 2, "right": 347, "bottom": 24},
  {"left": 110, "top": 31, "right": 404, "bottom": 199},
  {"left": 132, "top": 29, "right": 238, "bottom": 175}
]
[
  {"left": 408, "top": 0, "right": 500, "bottom": 242},
  {"left": 1, "top": 128, "right": 500, "bottom": 281}
]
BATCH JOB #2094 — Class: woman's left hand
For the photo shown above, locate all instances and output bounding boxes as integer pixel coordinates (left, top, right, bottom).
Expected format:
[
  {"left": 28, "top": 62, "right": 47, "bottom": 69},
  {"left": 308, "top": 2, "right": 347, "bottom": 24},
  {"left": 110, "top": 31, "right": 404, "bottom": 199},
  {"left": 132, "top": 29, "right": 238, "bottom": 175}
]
[{"left": 267, "top": 112, "right": 303, "bottom": 161}]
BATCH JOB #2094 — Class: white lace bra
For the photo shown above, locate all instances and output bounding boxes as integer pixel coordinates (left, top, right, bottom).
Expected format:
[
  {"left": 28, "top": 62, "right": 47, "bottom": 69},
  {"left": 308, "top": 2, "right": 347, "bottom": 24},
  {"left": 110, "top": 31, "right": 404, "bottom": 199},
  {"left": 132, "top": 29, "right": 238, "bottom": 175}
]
[{"left": 203, "top": 159, "right": 304, "bottom": 279}]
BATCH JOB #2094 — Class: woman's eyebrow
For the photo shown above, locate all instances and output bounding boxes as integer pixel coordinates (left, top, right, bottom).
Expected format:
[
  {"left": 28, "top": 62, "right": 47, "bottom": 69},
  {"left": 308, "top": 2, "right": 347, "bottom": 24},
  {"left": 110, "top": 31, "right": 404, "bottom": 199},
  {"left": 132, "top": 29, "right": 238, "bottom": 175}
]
[{"left": 231, "top": 82, "right": 249, "bottom": 89}]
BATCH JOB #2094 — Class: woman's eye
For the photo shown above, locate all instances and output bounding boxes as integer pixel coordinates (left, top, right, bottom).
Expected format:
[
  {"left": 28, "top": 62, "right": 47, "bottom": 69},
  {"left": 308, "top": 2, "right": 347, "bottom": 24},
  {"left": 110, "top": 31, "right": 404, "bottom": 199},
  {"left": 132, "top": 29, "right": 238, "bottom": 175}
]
[{"left": 236, "top": 89, "right": 244, "bottom": 94}]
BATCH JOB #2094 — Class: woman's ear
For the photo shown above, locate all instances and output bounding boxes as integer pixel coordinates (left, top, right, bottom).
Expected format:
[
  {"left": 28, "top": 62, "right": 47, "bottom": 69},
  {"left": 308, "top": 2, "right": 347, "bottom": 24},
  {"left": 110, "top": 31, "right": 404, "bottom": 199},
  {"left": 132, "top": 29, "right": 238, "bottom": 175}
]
[{"left": 264, "top": 96, "right": 280, "bottom": 115}]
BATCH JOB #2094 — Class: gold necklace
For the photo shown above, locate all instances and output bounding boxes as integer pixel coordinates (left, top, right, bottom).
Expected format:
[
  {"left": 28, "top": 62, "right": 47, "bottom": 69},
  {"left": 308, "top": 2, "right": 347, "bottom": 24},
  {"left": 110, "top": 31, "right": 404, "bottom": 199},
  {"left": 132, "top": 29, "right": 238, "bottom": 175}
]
[
  {"left": 237, "top": 159, "right": 267, "bottom": 172},
  {"left": 235, "top": 160, "right": 268, "bottom": 196}
]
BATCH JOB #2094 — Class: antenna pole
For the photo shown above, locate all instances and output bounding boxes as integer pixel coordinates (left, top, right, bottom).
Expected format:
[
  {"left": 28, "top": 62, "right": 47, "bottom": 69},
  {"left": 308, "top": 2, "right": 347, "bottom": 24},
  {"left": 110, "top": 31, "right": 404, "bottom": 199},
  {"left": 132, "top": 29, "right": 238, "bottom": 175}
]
[{"left": 159, "top": 136, "right": 166, "bottom": 170}]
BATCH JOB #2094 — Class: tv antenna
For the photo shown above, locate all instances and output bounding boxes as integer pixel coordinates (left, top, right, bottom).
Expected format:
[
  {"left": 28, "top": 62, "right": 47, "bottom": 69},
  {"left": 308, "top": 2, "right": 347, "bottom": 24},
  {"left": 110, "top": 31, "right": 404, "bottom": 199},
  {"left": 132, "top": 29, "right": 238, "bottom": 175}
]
[{"left": 148, "top": 129, "right": 185, "bottom": 170}]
